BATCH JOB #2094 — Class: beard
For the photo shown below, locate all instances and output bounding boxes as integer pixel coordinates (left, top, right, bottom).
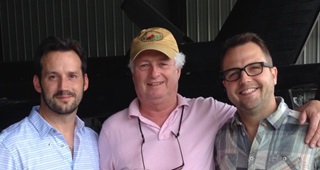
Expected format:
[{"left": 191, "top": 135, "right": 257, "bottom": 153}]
[{"left": 41, "top": 89, "right": 83, "bottom": 115}]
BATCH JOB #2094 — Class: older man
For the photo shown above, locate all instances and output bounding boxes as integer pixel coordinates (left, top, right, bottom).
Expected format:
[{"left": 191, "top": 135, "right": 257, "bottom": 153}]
[{"left": 99, "top": 27, "right": 320, "bottom": 170}]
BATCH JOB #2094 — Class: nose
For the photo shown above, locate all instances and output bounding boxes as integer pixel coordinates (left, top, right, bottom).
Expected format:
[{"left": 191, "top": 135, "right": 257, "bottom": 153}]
[
  {"left": 58, "top": 76, "right": 69, "bottom": 90},
  {"left": 150, "top": 65, "right": 160, "bottom": 77},
  {"left": 238, "top": 70, "right": 251, "bottom": 82}
]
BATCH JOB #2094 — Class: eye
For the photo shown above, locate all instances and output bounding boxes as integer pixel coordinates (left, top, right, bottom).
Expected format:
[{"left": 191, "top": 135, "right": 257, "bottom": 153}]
[
  {"left": 140, "top": 64, "right": 148, "bottom": 67},
  {"left": 247, "top": 64, "right": 262, "bottom": 73},
  {"left": 48, "top": 74, "right": 57, "bottom": 80},
  {"left": 138, "top": 63, "right": 150, "bottom": 70},
  {"left": 225, "top": 69, "right": 239, "bottom": 80},
  {"left": 249, "top": 65, "right": 261, "bottom": 70},
  {"left": 159, "top": 61, "right": 172, "bottom": 69},
  {"left": 69, "top": 74, "right": 77, "bottom": 79},
  {"left": 160, "top": 62, "right": 169, "bottom": 66}
]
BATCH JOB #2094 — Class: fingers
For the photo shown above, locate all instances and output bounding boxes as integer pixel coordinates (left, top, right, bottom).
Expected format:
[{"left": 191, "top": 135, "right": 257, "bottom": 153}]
[
  {"left": 309, "top": 128, "right": 320, "bottom": 148},
  {"left": 317, "top": 135, "right": 320, "bottom": 147},
  {"left": 298, "top": 99, "right": 320, "bottom": 148},
  {"left": 305, "top": 116, "right": 320, "bottom": 148},
  {"left": 299, "top": 111, "right": 307, "bottom": 125}
]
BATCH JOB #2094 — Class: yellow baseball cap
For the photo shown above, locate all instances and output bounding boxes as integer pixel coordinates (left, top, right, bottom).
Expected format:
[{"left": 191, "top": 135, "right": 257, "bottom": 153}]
[{"left": 130, "top": 27, "right": 179, "bottom": 61}]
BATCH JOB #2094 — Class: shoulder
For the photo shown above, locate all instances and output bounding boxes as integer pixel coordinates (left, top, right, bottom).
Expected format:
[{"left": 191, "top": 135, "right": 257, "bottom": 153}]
[
  {"left": 216, "top": 117, "right": 234, "bottom": 134},
  {"left": 185, "top": 96, "right": 232, "bottom": 108},
  {"left": 215, "top": 117, "right": 235, "bottom": 144},
  {"left": 185, "top": 96, "right": 236, "bottom": 117},
  {"left": 82, "top": 126, "right": 98, "bottom": 138},
  {"left": 0, "top": 117, "right": 35, "bottom": 148},
  {"left": 104, "top": 108, "right": 129, "bottom": 123},
  {"left": 100, "top": 108, "right": 131, "bottom": 132},
  {"left": 102, "top": 98, "right": 139, "bottom": 125},
  {"left": 0, "top": 117, "right": 30, "bottom": 140},
  {"left": 287, "top": 109, "right": 305, "bottom": 124}
]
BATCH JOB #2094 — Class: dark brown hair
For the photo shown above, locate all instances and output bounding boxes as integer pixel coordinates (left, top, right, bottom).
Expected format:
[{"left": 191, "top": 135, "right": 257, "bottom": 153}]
[
  {"left": 220, "top": 32, "right": 273, "bottom": 68},
  {"left": 33, "top": 36, "right": 87, "bottom": 79}
]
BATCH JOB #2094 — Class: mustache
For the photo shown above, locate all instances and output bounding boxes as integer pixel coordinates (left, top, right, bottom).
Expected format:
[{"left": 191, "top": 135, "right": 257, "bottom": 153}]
[{"left": 53, "top": 90, "right": 76, "bottom": 98}]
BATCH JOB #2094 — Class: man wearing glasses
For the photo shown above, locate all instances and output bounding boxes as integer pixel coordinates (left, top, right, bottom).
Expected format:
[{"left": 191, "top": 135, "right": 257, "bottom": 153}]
[
  {"left": 215, "top": 32, "right": 320, "bottom": 169},
  {"left": 99, "top": 28, "right": 320, "bottom": 170}
]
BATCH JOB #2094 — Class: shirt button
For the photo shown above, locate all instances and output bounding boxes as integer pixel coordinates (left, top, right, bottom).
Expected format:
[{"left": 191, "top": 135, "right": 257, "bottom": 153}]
[
  {"left": 283, "top": 156, "right": 287, "bottom": 161},
  {"left": 249, "top": 157, "right": 254, "bottom": 161}
]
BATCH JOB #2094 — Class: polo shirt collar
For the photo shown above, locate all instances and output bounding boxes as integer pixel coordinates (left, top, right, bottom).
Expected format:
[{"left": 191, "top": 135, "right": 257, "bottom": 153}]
[{"left": 128, "top": 94, "right": 190, "bottom": 118}]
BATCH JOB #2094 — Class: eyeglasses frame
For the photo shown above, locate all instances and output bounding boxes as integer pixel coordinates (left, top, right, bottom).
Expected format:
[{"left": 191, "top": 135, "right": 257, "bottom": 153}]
[{"left": 220, "top": 62, "right": 273, "bottom": 82}]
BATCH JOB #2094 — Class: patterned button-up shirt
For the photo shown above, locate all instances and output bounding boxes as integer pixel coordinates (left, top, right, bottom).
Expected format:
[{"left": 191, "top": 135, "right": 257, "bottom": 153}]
[{"left": 214, "top": 97, "right": 320, "bottom": 170}]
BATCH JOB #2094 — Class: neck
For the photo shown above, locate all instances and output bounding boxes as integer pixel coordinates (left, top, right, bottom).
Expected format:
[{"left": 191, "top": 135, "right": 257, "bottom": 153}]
[
  {"left": 139, "top": 96, "right": 178, "bottom": 127},
  {"left": 237, "top": 98, "right": 278, "bottom": 143},
  {"left": 39, "top": 106, "right": 76, "bottom": 154},
  {"left": 39, "top": 108, "right": 76, "bottom": 131},
  {"left": 238, "top": 115, "right": 259, "bottom": 143}
]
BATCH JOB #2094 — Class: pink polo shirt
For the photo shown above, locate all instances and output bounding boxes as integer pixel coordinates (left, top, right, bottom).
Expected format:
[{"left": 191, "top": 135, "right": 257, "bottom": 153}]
[{"left": 98, "top": 94, "right": 235, "bottom": 170}]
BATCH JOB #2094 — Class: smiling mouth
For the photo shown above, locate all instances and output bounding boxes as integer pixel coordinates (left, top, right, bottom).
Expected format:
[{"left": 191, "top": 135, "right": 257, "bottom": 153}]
[
  {"left": 240, "top": 88, "right": 257, "bottom": 95},
  {"left": 54, "top": 91, "right": 75, "bottom": 98},
  {"left": 57, "top": 95, "right": 72, "bottom": 98},
  {"left": 147, "top": 81, "right": 164, "bottom": 86},
  {"left": 55, "top": 95, "right": 74, "bottom": 103}
]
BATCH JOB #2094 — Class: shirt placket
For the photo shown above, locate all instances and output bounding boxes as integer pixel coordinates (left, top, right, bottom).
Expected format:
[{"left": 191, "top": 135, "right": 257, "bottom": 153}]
[
  {"left": 51, "top": 129, "right": 73, "bottom": 167},
  {"left": 248, "top": 121, "right": 266, "bottom": 170}
]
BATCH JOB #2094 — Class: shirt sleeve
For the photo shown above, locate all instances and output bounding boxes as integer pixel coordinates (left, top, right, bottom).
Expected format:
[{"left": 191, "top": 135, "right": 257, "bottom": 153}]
[
  {"left": 98, "top": 123, "right": 114, "bottom": 170},
  {"left": 0, "top": 142, "right": 16, "bottom": 170},
  {"left": 212, "top": 98, "right": 236, "bottom": 129}
]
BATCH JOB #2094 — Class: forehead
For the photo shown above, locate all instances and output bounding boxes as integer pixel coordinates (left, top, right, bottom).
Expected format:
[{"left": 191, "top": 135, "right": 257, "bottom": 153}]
[
  {"left": 41, "top": 51, "right": 82, "bottom": 71},
  {"left": 223, "top": 42, "right": 266, "bottom": 68},
  {"left": 134, "top": 50, "right": 170, "bottom": 62}
]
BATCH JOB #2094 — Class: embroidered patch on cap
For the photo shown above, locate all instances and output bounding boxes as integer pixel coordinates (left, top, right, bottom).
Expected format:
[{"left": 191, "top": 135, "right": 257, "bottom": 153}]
[{"left": 139, "top": 30, "right": 163, "bottom": 42}]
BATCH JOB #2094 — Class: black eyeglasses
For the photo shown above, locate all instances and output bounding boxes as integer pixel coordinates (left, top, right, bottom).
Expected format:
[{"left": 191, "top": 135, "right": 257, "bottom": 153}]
[
  {"left": 220, "top": 62, "right": 273, "bottom": 82},
  {"left": 137, "top": 106, "right": 185, "bottom": 170}
]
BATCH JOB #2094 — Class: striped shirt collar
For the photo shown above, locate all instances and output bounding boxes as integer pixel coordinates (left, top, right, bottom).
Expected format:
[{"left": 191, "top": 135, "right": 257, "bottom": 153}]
[{"left": 28, "top": 106, "right": 85, "bottom": 139}]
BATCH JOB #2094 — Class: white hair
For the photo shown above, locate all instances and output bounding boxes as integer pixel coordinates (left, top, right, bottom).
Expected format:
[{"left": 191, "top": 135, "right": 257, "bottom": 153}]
[{"left": 128, "top": 52, "right": 186, "bottom": 73}]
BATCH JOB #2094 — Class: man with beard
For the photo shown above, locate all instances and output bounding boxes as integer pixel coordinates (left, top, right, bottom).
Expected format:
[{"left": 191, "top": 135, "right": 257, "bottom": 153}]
[
  {"left": 0, "top": 36, "right": 99, "bottom": 170},
  {"left": 214, "top": 32, "right": 320, "bottom": 169}
]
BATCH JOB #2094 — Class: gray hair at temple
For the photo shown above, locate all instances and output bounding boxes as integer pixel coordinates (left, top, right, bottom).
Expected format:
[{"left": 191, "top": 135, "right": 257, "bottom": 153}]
[{"left": 128, "top": 52, "right": 186, "bottom": 73}]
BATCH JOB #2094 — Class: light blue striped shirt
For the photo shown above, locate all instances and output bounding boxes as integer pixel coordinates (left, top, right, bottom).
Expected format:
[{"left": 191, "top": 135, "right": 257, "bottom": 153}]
[{"left": 0, "top": 106, "right": 99, "bottom": 170}]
